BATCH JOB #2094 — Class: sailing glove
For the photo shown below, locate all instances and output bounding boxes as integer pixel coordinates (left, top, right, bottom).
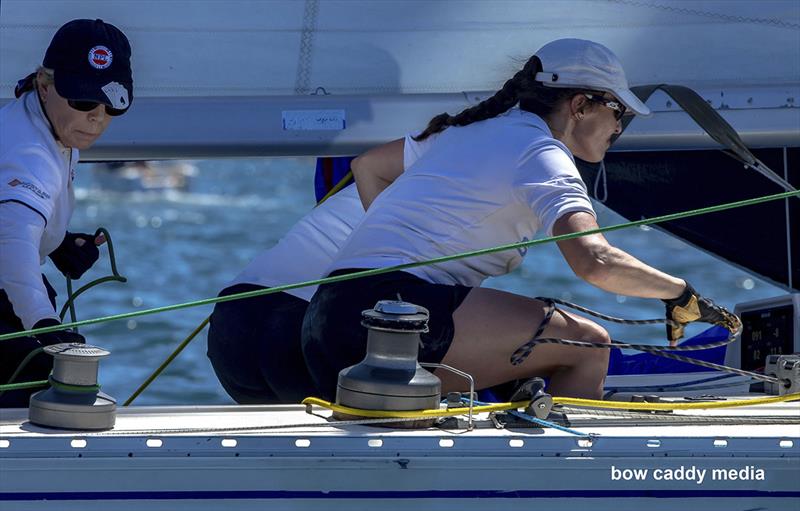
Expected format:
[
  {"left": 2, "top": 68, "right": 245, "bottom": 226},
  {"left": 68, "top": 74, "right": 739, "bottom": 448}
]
[
  {"left": 49, "top": 231, "right": 101, "bottom": 279},
  {"left": 32, "top": 318, "right": 85, "bottom": 346},
  {"left": 663, "top": 282, "right": 741, "bottom": 343}
]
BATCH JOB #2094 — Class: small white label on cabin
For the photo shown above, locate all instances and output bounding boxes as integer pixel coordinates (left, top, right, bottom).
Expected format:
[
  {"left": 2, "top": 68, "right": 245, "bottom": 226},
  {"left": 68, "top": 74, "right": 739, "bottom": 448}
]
[{"left": 282, "top": 110, "right": 346, "bottom": 131}]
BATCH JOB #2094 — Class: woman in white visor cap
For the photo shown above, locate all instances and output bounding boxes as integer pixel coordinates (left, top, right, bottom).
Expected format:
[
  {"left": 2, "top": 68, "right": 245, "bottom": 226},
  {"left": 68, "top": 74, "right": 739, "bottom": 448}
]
[{"left": 301, "top": 39, "right": 740, "bottom": 401}]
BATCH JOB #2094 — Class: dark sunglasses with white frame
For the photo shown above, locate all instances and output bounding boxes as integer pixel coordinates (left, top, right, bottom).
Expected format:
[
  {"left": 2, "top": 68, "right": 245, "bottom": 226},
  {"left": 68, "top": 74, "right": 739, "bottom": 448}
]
[{"left": 583, "top": 93, "right": 627, "bottom": 120}]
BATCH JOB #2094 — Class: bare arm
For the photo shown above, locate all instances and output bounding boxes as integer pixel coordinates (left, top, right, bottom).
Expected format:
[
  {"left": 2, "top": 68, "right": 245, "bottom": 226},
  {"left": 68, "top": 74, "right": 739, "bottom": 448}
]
[
  {"left": 351, "top": 138, "right": 404, "bottom": 210},
  {"left": 553, "top": 211, "right": 685, "bottom": 299}
]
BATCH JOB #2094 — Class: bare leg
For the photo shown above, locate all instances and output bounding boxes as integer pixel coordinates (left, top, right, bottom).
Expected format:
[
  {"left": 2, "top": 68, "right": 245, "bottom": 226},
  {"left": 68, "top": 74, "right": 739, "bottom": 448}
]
[{"left": 437, "top": 287, "right": 610, "bottom": 399}]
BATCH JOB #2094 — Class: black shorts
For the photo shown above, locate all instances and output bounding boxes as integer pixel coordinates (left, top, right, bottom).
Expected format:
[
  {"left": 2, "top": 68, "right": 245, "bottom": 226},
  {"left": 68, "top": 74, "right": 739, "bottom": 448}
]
[
  {"left": 301, "top": 270, "right": 472, "bottom": 401},
  {"left": 0, "top": 275, "right": 58, "bottom": 408},
  {"left": 207, "top": 284, "right": 318, "bottom": 404}
]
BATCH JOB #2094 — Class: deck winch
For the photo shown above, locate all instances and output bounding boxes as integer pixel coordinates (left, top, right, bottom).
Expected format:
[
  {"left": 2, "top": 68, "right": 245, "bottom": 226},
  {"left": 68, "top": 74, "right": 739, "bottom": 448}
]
[
  {"left": 29, "top": 343, "right": 116, "bottom": 430},
  {"left": 335, "top": 300, "right": 441, "bottom": 417}
]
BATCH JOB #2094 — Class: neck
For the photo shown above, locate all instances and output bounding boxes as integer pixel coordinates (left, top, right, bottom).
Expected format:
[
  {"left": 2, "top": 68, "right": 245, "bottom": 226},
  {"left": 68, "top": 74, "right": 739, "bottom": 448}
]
[
  {"left": 35, "top": 88, "right": 66, "bottom": 148},
  {"left": 545, "top": 114, "right": 578, "bottom": 155}
]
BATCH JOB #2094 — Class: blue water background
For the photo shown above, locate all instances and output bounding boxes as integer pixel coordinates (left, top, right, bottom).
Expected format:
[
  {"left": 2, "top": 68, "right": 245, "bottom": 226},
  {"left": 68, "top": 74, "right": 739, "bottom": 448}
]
[{"left": 48, "top": 158, "right": 784, "bottom": 405}]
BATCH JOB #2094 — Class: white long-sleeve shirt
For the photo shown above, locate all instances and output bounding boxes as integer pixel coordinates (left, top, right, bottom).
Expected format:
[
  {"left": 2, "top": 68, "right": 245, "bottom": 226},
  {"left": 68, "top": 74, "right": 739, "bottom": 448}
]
[
  {"left": 0, "top": 202, "right": 59, "bottom": 328},
  {"left": 0, "top": 91, "right": 77, "bottom": 328}
]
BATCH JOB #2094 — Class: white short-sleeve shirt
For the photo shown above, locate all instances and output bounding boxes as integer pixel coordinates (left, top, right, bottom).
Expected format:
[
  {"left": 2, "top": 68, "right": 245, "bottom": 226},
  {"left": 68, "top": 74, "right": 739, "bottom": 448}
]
[
  {"left": 229, "top": 183, "right": 364, "bottom": 301},
  {"left": 330, "top": 109, "right": 596, "bottom": 287},
  {"left": 0, "top": 91, "right": 77, "bottom": 261}
]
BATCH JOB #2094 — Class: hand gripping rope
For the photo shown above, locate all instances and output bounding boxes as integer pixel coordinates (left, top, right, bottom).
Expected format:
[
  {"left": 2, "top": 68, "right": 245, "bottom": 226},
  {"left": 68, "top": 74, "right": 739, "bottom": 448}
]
[{"left": 508, "top": 297, "right": 777, "bottom": 385}]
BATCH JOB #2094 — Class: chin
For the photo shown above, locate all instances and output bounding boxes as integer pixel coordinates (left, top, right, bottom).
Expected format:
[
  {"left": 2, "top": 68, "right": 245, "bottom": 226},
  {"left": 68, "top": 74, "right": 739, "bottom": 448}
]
[
  {"left": 574, "top": 146, "right": 607, "bottom": 164},
  {"left": 69, "top": 138, "right": 97, "bottom": 150}
]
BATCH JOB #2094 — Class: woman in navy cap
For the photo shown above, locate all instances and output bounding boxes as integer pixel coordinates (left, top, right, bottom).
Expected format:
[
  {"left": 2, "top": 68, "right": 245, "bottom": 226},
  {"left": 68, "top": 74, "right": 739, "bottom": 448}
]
[
  {"left": 0, "top": 19, "right": 133, "bottom": 407},
  {"left": 302, "top": 38, "right": 741, "bottom": 402}
]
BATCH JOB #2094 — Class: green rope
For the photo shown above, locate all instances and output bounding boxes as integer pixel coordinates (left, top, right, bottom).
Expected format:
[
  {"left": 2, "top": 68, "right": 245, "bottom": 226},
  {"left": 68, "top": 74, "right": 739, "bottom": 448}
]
[
  {"left": 0, "top": 228, "right": 126, "bottom": 395},
  {"left": 48, "top": 376, "right": 101, "bottom": 394},
  {"left": 0, "top": 347, "right": 45, "bottom": 395},
  {"left": 123, "top": 316, "right": 210, "bottom": 406},
  {"left": 0, "top": 380, "right": 48, "bottom": 391},
  {"left": 0, "top": 189, "right": 796, "bottom": 343},
  {"left": 123, "top": 172, "right": 355, "bottom": 404},
  {"left": 59, "top": 227, "right": 128, "bottom": 326}
]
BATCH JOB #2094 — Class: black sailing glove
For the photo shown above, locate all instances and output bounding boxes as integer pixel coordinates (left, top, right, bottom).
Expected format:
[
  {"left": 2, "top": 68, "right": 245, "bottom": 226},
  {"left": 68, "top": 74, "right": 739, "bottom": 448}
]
[
  {"left": 32, "top": 318, "right": 85, "bottom": 347},
  {"left": 663, "top": 282, "right": 742, "bottom": 344},
  {"left": 48, "top": 231, "right": 101, "bottom": 279}
]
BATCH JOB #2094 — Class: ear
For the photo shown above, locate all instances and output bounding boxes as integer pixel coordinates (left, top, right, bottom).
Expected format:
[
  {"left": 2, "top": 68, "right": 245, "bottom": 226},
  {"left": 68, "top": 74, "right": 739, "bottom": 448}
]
[
  {"left": 35, "top": 70, "right": 51, "bottom": 98},
  {"left": 570, "top": 94, "right": 589, "bottom": 117}
]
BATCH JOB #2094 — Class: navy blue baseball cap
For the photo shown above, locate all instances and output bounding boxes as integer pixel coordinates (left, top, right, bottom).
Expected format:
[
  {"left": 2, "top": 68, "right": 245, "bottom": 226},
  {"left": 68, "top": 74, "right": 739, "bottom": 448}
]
[{"left": 17, "top": 19, "right": 133, "bottom": 112}]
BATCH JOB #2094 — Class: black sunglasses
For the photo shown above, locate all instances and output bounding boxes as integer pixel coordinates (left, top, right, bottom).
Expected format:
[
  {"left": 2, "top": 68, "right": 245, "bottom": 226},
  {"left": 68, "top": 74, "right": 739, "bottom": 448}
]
[
  {"left": 67, "top": 99, "right": 126, "bottom": 117},
  {"left": 583, "top": 93, "right": 626, "bottom": 120}
]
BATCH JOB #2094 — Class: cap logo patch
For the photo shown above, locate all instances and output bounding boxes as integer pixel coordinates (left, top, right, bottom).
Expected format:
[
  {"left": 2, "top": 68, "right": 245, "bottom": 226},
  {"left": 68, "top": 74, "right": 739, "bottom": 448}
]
[
  {"left": 88, "top": 46, "right": 113, "bottom": 69},
  {"left": 101, "top": 81, "right": 129, "bottom": 110}
]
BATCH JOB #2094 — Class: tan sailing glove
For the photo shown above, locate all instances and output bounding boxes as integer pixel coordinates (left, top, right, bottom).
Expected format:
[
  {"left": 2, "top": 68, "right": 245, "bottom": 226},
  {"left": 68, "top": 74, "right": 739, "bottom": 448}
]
[{"left": 663, "top": 283, "right": 741, "bottom": 345}]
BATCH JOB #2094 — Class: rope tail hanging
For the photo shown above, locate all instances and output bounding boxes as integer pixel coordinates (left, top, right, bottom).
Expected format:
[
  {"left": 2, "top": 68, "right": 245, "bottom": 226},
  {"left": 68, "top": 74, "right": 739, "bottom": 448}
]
[{"left": 60, "top": 227, "right": 128, "bottom": 329}]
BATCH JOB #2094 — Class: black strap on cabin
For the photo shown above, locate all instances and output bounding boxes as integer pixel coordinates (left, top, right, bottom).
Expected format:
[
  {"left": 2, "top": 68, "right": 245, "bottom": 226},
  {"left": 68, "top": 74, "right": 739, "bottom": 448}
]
[{"left": 616, "top": 84, "right": 797, "bottom": 198}]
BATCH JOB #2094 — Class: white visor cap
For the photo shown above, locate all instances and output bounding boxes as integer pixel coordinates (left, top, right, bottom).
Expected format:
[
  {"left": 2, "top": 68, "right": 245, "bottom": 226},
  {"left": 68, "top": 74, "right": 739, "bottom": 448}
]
[{"left": 534, "top": 38, "right": 651, "bottom": 117}]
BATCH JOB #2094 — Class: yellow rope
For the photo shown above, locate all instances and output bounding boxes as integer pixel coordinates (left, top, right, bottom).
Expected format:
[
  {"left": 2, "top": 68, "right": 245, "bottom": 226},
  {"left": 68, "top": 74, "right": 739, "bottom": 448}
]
[
  {"left": 302, "top": 397, "right": 528, "bottom": 418},
  {"left": 302, "top": 392, "right": 800, "bottom": 419},
  {"left": 316, "top": 170, "right": 353, "bottom": 206},
  {"left": 554, "top": 392, "right": 800, "bottom": 411}
]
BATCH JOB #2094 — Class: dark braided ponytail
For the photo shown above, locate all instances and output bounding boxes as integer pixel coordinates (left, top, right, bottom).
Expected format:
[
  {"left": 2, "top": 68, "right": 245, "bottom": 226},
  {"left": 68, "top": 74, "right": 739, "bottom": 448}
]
[
  {"left": 413, "top": 56, "right": 539, "bottom": 141},
  {"left": 414, "top": 56, "right": 597, "bottom": 141}
]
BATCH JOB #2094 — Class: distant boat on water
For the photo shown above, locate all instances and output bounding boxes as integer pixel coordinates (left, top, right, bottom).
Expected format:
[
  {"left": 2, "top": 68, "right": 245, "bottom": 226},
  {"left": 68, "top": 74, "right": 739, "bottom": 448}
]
[{"left": 91, "top": 161, "right": 198, "bottom": 192}]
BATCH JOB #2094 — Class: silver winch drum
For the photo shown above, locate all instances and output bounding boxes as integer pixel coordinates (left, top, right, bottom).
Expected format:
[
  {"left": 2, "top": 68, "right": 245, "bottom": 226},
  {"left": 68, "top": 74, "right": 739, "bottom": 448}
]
[
  {"left": 29, "top": 343, "right": 116, "bottom": 430},
  {"left": 335, "top": 300, "right": 442, "bottom": 420}
]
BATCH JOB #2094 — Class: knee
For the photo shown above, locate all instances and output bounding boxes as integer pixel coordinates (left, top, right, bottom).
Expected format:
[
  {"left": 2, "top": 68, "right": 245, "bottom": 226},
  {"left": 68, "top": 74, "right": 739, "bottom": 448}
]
[
  {"left": 576, "top": 320, "right": 610, "bottom": 345},
  {"left": 574, "top": 322, "right": 611, "bottom": 366}
]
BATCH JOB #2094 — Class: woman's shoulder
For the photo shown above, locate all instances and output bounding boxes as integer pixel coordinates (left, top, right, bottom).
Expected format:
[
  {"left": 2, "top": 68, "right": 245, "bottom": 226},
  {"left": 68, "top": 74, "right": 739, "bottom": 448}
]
[{"left": 1, "top": 99, "right": 59, "bottom": 166}]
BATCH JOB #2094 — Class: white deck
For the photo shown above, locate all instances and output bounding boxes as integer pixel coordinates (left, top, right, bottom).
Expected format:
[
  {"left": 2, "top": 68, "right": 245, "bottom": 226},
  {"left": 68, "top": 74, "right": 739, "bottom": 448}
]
[{"left": 1, "top": 374, "right": 798, "bottom": 511}]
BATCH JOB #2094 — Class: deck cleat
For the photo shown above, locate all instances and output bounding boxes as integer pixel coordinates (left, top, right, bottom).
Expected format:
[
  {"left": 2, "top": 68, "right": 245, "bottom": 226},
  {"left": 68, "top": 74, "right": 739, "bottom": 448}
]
[
  {"left": 29, "top": 343, "right": 116, "bottom": 430},
  {"left": 335, "top": 300, "right": 441, "bottom": 426},
  {"left": 773, "top": 354, "right": 800, "bottom": 396},
  {"left": 508, "top": 378, "right": 554, "bottom": 420},
  {"left": 446, "top": 391, "right": 478, "bottom": 410}
]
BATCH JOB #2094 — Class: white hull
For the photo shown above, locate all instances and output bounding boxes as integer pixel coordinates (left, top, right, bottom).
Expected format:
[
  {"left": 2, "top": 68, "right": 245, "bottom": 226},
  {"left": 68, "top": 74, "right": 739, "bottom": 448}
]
[{"left": 2, "top": 374, "right": 799, "bottom": 511}]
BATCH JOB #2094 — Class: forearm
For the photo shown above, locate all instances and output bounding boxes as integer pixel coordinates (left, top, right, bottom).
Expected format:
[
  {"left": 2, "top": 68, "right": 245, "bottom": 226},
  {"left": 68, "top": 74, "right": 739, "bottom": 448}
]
[
  {"left": 0, "top": 203, "right": 58, "bottom": 329},
  {"left": 555, "top": 212, "right": 685, "bottom": 299},
  {"left": 581, "top": 244, "right": 686, "bottom": 299}
]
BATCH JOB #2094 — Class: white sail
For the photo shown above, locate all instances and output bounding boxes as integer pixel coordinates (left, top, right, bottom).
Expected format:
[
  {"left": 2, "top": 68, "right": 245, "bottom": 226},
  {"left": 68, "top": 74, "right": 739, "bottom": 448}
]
[{"left": 1, "top": 0, "right": 798, "bottom": 158}]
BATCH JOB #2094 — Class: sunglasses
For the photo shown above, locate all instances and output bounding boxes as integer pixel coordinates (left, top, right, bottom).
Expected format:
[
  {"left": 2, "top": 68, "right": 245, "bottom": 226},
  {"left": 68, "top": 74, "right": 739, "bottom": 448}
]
[
  {"left": 67, "top": 99, "right": 127, "bottom": 117},
  {"left": 583, "top": 93, "right": 627, "bottom": 120}
]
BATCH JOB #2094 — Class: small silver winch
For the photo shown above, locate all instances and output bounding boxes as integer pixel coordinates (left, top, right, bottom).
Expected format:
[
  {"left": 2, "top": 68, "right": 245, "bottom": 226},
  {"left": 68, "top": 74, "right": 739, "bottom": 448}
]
[
  {"left": 335, "top": 300, "right": 441, "bottom": 418},
  {"left": 29, "top": 343, "right": 116, "bottom": 430}
]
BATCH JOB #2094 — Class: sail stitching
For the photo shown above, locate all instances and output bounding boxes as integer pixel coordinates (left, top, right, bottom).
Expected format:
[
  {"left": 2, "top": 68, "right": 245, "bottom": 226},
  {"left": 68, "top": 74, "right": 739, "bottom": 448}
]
[{"left": 295, "top": 0, "right": 319, "bottom": 94}]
